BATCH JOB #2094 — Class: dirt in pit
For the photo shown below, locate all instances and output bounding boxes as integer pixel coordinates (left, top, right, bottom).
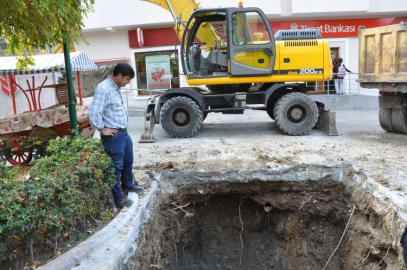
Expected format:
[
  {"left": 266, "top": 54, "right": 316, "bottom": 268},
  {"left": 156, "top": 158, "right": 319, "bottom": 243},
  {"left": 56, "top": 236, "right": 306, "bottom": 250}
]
[
  {"left": 150, "top": 195, "right": 349, "bottom": 270},
  {"left": 129, "top": 187, "right": 405, "bottom": 270}
]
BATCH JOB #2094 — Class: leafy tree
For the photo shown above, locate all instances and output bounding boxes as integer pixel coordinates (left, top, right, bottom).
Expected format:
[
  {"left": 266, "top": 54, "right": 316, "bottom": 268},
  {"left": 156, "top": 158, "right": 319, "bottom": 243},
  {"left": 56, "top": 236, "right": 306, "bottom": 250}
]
[{"left": 0, "top": 0, "right": 94, "bottom": 68}]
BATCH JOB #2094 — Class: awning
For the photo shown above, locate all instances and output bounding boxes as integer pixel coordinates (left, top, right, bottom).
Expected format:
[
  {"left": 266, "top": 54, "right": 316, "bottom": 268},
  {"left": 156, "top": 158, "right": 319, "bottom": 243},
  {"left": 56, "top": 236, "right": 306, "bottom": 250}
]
[{"left": 0, "top": 52, "right": 98, "bottom": 75}]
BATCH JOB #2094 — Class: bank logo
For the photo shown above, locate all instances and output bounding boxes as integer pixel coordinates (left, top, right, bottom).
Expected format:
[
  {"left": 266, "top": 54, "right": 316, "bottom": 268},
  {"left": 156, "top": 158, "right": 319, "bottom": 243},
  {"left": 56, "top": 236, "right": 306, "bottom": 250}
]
[{"left": 290, "top": 22, "right": 298, "bottom": 30}]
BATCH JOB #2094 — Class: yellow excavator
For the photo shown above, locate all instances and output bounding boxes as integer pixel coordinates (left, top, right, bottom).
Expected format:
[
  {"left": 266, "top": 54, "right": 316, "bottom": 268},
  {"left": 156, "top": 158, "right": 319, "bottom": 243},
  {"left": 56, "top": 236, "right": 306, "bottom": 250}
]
[{"left": 140, "top": 0, "right": 337, "bottom": 142}]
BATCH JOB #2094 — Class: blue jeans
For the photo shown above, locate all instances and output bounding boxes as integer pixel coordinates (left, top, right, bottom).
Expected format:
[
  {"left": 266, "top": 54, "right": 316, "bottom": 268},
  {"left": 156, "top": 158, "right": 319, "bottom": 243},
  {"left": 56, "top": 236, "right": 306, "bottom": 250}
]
[{"left": 101, "top": 130, "right": 134, "bottom": 200}]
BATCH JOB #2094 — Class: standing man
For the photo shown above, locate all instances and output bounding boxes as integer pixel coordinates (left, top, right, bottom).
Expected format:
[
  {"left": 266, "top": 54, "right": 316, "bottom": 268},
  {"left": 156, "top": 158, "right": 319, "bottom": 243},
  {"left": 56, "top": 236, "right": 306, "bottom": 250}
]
[
  {"left": 332, "top": 59, "right": 339, "bottom": 94},
  {"left": 335, "top": 58, "right": 352, "bottom": 95},
  {"left": 90, "top": 63, "right": 143, "bottom": 208}
]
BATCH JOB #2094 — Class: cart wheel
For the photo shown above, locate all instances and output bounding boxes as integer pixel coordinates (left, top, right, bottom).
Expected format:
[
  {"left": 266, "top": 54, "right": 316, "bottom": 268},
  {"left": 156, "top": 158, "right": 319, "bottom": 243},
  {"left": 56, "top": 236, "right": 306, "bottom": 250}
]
[{"left": 7, "top": 137, "right": 33, "bottom": 166}]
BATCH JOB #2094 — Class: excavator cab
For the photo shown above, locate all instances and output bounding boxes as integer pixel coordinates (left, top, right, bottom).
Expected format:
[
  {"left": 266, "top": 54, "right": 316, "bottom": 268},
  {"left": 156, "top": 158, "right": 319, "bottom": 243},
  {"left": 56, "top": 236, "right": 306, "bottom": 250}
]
[{"left": 181, "top": 8, "right": 276, "bottom": 81}]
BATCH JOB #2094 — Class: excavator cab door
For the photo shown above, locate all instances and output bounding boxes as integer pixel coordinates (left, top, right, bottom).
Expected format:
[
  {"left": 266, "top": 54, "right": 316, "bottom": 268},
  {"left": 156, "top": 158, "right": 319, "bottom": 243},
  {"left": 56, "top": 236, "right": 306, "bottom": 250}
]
[{"left": 227, "top": 8, "right": 276, "bottom": 76}]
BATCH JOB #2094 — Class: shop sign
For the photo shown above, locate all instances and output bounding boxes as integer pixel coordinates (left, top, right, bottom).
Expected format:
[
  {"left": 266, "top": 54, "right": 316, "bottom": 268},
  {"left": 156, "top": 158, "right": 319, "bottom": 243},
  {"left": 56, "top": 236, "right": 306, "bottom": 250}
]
[
  {"left": 145, "top": 55, "right": 171, "bottom": 90},
  {"left": 128, "top": 17, "right": 407, "bottom": 48},
  {"left": 271, "top": 17, "right": 406, "bottom": 37}
]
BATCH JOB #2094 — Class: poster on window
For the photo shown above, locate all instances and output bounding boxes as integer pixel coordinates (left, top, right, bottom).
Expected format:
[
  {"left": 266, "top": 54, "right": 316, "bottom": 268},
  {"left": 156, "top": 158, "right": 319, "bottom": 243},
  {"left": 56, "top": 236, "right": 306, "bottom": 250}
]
[{"left": 146, "top": 55, "right": 171, "bottom": 90}]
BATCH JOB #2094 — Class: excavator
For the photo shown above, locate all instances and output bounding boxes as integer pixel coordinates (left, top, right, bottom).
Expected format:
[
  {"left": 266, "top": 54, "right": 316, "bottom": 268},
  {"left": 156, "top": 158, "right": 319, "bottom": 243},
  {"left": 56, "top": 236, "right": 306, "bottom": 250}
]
[{"left": 139, "top": 0, "right": 338, "bottom": 142}]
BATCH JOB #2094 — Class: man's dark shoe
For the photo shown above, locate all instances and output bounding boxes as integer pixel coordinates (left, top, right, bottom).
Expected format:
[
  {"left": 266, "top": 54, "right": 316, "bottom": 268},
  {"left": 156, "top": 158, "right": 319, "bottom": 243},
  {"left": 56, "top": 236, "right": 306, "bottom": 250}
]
[
  {"left": 122, "top": 185, "right": 144, "bottom": 193},
  {"left": 115, "top": 198, "right": 133, "bottom": 208}
]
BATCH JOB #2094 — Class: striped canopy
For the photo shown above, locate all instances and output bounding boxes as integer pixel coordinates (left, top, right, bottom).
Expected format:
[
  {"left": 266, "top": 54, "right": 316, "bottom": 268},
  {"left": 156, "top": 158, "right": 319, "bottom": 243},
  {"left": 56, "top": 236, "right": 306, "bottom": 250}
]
[{"left": 0, "top": 52, "right": 98, "bottom": 75}]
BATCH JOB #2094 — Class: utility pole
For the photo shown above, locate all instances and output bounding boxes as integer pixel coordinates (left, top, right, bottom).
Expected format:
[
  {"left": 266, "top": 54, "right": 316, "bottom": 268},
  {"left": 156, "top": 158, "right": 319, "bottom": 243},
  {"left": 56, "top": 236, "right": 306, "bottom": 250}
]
[{"left": 63, "top": 35, "right": 78, "bottom": 134}]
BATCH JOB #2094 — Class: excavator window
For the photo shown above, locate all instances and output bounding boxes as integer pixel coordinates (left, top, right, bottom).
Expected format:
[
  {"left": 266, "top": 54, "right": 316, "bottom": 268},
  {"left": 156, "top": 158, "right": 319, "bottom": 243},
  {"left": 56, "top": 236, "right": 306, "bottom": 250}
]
[
  {"left": 181, "top": 9, "right": 274, "bottom": 78},
  {"left": 183, "top": 12, "right": 228, "bottom": 78},
  {"left": 232, "top": 11, "right": 270, "bottom": 46},
  {"left": 228, "top": 9, "right": 275, "bottom": 76}
]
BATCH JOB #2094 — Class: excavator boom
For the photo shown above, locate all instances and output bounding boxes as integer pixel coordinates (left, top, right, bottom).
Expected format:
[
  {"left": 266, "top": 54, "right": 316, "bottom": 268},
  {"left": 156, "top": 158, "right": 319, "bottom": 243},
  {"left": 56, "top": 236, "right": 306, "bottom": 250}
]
[{"left": 142, "top": 0, "right": 223, "bottom": 50}]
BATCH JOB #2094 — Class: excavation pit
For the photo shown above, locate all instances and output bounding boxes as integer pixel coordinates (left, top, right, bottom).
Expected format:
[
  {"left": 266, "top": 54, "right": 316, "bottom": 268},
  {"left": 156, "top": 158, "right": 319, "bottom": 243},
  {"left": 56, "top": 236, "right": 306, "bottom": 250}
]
[{"left": 127, "top": 165, "right": 406, "bottom": 270}]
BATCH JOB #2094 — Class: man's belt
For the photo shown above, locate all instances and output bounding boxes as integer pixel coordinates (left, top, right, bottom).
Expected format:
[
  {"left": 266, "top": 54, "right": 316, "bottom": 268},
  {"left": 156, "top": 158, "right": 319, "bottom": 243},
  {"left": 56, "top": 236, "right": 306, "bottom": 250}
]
[{"left": 105, "top": 127, "right": 127, "bottom": 131}]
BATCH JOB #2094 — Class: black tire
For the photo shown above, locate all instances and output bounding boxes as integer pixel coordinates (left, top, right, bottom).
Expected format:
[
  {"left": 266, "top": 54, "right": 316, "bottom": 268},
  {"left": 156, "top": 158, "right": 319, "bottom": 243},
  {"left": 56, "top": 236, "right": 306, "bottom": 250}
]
[
  {"left": 391, "top": 108, "right": 407, "bottom": 134},
  {"left": 266, "top": 107, "right": 274, "bottom": 120},
  {"left": 203, "top": 112, "right": 208, "bottom": 121},
  {"left": 273, "top": 92, "right": 318, "bottom": 135},
  {"left": 207, "top": 83, "right": 252, "bottom": 94},
  {"left": 160, "top": 96, "right": 203, "bottom": 138},
  {"left": 379, "top": 108, "right": 394, "bottom": 132}
]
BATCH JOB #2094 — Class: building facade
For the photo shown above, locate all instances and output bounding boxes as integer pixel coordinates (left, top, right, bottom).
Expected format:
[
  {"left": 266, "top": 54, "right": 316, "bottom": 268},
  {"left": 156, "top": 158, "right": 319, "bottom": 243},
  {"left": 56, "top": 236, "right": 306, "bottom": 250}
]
[{"left": 1, "top": 0, "right": 407, "bottom": 117}]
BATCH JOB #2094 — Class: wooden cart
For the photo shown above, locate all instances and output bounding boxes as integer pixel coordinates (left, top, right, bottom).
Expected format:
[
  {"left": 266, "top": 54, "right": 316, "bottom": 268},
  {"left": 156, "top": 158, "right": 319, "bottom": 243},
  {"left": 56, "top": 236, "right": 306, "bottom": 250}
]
[{"left": 0, "top": 52, "right": 98, "bottom": 165}]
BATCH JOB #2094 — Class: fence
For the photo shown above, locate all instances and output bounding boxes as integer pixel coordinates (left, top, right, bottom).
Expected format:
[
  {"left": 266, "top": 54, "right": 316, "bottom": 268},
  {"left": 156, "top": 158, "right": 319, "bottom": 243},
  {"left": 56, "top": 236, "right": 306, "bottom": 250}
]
[
  {"left": 118, "top": 73, "right": 380, "bottom": 110},
  {"left": 306, "top": 73, "right": 379, "bottom": 96},
  {"left": 120, "top": 88, "right": 164, "bottom": 110}
]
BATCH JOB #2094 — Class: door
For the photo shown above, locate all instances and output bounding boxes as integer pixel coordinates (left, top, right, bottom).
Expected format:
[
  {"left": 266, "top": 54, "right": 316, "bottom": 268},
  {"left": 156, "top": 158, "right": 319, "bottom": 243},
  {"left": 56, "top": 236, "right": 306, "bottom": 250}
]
[
  {"left": 331, "top": 48, "right": 339, "bottom": 62},
  {"left": 228, "top": 8, "right": 276, "bottom": 76}
]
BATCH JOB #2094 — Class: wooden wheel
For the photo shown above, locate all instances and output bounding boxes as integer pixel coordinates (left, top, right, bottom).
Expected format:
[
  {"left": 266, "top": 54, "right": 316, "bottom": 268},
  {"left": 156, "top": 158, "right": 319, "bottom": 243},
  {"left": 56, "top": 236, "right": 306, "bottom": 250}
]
[{"left": 6, "top": 137, "right": 33, "bottom": 165}]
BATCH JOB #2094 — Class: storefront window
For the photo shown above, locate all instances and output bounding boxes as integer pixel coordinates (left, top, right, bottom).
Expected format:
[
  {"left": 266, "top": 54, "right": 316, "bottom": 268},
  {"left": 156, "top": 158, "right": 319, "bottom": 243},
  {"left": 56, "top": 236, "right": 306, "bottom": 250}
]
[{"left": 135, "top": 50, "right": 179, "bottom": 95}]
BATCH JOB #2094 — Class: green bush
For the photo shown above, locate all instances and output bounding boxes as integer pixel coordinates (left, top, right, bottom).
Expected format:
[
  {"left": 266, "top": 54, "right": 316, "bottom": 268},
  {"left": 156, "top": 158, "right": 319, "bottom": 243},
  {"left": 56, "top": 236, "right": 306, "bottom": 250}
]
[
  {"left": 0, "top": 136, "right": 115, "bottom": 263},
  {"left": 0, "top": 163, "right": 10, "bottom": 179}
]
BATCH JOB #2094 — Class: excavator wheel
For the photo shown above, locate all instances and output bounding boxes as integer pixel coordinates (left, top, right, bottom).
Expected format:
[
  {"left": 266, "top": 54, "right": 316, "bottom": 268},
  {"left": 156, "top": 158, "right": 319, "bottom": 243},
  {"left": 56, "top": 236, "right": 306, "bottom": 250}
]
[
  {"left": 207, "top": 84, "right": 252, "bottom": 94},
  {"left": 266, "top": 107, "right": 274, "bottom": 120},
  {"left": 379, "top": 108, "right": 394, "bottom": 132},
  {"left": 391, "top": 108, "right": 407, "bottom": 134},
  {"left": 160, "top": 96, "right": 204, "bottom": 138},
  {"left": 273, "top": 92, "right": 318, "bottom": 135},
  {"left": 203, "top": 112, "right": 209, "bottom": 121}
]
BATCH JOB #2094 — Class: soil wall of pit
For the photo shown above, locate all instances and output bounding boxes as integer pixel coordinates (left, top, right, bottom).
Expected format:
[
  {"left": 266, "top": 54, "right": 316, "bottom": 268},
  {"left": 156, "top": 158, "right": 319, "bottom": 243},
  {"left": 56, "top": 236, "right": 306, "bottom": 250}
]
[{"left": 126, "top": 166, "right": 407, "bottom": 270}]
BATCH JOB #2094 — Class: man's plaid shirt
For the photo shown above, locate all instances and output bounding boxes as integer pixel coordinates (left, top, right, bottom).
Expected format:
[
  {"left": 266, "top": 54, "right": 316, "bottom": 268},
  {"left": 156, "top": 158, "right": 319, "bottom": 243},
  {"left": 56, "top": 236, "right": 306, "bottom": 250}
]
[{"left": 89, "top": 76, "right": 129, "bottom": 129}]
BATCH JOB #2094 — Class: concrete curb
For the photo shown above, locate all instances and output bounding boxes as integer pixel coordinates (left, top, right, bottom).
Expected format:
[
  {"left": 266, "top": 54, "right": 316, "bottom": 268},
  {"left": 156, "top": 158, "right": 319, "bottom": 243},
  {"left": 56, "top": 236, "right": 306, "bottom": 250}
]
[
  {"left": 37, "top": 192, "right": 140, "bottom": 270},
  {"left": 71, "top": 180, "right": 159, "bottom": 270},
  {"left": 310, "top": 94, "right": 379, "bottom": 110}
]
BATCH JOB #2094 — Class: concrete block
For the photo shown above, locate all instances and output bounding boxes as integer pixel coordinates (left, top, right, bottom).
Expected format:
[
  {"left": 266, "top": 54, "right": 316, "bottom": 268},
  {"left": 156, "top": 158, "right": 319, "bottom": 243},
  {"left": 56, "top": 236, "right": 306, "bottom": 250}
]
[{"left": 310, "top": 94, "right": 379, "bottom": 110}]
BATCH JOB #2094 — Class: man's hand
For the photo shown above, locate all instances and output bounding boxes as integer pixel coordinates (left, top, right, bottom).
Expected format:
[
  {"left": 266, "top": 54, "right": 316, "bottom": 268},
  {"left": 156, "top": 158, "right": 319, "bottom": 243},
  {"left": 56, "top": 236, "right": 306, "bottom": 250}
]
[{"left": 98, "top": 128, "right": 118, "bottom": 136}]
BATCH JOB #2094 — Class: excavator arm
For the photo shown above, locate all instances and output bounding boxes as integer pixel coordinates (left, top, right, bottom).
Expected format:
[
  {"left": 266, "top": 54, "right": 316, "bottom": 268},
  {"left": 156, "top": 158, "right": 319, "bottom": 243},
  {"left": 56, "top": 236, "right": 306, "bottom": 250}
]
[{"left": 141, "top": 0, "right": 224, "bottom": 50}]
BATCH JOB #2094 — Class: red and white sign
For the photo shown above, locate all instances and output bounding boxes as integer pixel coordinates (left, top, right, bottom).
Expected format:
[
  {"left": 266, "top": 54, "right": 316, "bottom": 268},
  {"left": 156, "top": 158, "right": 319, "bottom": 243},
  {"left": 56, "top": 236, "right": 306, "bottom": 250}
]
[
  {"left": 128, "top": 17, "right": 407, "bottom": 48},
  {"left": 271, "top": 17, "right": 407, "bottom": 37},
  {"left": 137, "top": 28, "right": 144, "bottom": 47},
  {"left": 0, "top": 75, "right": 16, "bottom": 96},
  {"left": 146, "top": 55, "right": 171, "bottom": 90}
]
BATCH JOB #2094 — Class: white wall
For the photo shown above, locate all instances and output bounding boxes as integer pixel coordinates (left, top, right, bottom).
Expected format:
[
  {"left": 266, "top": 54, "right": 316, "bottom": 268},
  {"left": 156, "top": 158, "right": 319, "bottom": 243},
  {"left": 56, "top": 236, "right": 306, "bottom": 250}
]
[
  {"left": 83, "top": 0, "right": 407, "bottom": 31},
  {"left": 76, "top": 30, "right": 131, "bottom": 60},
  {"left": 291, "top": 0, "right": 369, "bottom": 14},
  {"left": 370, "top": 0, "right": 407, "bottom": 13},
  {"left": 83, "top": 0, "right": 283, "bottom": 31}
]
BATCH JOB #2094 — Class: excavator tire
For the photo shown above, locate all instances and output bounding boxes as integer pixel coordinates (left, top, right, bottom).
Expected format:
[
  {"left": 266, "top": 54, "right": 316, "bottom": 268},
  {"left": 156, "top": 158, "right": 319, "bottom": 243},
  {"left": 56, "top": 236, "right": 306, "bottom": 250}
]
[
  {"left": 379, "top": 108, "right": 395, "bottom": 132},
  {"left": 391, "top": 108, "right": 407, "bottom": 134},
  {"left": 160, "top": 96, "right": 203, "bottom": 138},
  {"left": 203, "top": 112, "right": 208, "bottom": 121},
  {"left": 273, "top": 92, "right": 318, "bottom": 135},
  {"left": 266, "top": 107, "right": 274, "bottom": 120},
  {"left": 207, "top": 83, "right": 252, "bottom": 94}
]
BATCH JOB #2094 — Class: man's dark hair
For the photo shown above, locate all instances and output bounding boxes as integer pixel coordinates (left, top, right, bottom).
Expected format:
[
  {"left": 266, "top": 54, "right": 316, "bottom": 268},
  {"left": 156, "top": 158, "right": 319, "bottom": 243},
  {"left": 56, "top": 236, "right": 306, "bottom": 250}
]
[
  {"left": 113, "top": 63, "right": 135, "bottom": 79},
  {"left": 338, "top": 58, "right": 343, "bottom": 64}
]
